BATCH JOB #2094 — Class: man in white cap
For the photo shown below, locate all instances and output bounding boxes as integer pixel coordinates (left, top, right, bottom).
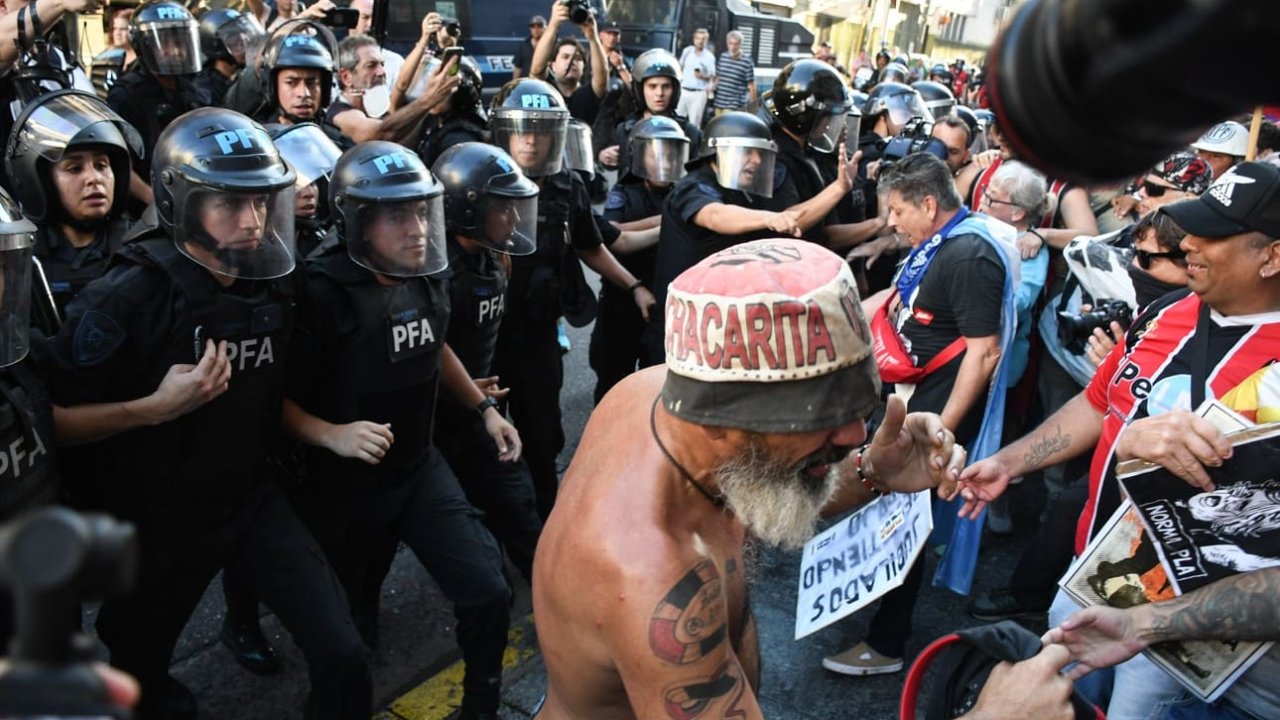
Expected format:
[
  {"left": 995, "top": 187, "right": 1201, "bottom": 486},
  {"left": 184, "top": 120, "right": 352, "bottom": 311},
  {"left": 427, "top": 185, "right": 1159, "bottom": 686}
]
[
  {"left": 531, "top": 238, "right": 1073, "bottom": 718},
  {"left": 1191, "top": 120, "right": 1248, "bottom": 180}
]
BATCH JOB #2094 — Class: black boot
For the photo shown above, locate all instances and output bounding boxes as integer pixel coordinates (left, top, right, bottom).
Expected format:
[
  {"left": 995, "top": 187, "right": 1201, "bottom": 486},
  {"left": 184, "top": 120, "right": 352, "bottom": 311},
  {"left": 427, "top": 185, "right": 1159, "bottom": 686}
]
[{"left": 220, "top": 614, "right": 282, "bottom": 676}]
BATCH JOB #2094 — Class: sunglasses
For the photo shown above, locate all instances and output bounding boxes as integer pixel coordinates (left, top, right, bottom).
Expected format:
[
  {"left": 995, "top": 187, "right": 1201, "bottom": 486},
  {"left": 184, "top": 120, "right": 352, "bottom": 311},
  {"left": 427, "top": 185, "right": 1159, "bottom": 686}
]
[
  {"left": 1141, "top": 180, "right": 1179, "bottom": 198},
  {"left": 1135, "top": 247, "right": 1186, "bottom": 270}
]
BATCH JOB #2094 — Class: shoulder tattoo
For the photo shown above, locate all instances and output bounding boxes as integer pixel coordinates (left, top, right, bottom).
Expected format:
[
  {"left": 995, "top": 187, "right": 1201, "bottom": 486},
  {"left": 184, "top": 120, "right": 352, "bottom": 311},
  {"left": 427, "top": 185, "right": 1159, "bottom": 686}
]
[
  {"left": 662, "top": 660, "right": 747, "bottom": 720},
  {"left": 649, "top": 560, "right": 728, "bottom": 664}
]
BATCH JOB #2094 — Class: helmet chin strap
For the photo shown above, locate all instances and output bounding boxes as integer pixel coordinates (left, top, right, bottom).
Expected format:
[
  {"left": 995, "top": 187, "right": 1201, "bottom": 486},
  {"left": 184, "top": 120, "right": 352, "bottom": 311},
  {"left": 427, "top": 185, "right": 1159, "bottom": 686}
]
[{"left": 278, "top": 108, "right": 319, "bottom": 125}]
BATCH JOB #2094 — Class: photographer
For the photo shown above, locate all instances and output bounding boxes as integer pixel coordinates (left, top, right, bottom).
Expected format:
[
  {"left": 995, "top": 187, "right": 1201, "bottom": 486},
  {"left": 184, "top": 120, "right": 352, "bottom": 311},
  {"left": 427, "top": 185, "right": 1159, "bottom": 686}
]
[
  {"left": 529, "top": 0, "right": 607, "bottom": 125},
  {"left": 349, "top": 0, "right": 404, "bottom": 92},
  {"left": 328, "top": 34, "right": 461, "bottom": 146}
]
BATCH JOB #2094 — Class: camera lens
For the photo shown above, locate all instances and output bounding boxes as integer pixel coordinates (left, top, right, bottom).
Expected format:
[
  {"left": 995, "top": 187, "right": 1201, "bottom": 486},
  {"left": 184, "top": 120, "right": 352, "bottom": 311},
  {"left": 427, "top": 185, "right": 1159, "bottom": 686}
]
[{"left": 445, "top": 20, "right": 460, "bottom": 37}]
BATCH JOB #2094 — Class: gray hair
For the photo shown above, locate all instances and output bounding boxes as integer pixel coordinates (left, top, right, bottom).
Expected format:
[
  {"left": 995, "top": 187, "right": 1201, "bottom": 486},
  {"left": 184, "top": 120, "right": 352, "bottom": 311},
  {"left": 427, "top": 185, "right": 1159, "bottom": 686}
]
[
  {"left": 727, "top": 30, "right": 744, "bottom": 43},
  {"left": 337, "top": 34, "right": 379, "bottom": 73},
  {"left": 879, "top": 153, "right": 961, "bottom": 211},
  {"left": 988, "top": 160, "right": 1048, "bottom": 225}
]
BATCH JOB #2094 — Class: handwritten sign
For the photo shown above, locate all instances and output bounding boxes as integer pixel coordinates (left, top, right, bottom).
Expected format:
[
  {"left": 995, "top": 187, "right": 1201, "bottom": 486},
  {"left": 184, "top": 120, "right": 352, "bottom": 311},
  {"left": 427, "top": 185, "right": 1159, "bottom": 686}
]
[{"left": 794, "top": 491, "right": 932, "bottom": 639}]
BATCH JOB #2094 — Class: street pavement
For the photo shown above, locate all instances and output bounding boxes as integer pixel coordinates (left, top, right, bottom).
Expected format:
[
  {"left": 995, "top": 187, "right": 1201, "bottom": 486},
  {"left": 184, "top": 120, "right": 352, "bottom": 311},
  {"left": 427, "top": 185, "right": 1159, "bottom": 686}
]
[{"left": 86, "top": 271, "right": 1050, "bottom": 719}]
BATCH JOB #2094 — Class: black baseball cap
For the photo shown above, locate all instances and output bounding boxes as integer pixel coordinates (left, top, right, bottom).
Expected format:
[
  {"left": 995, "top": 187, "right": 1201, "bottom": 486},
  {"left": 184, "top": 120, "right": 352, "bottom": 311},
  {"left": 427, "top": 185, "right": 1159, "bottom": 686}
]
[
  {"left": 1161, "top": 161, "right": 1280, "bottom": 240},
  {"left": 600, "top": 20, "right": 621, "bottom": 33}
]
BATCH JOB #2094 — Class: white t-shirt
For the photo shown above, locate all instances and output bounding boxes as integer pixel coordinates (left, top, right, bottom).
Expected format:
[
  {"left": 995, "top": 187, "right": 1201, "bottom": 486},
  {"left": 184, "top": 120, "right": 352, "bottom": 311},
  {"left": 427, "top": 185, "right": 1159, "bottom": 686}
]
[{"left": 677, "top": 46, "right": 714, "bottom": 90}]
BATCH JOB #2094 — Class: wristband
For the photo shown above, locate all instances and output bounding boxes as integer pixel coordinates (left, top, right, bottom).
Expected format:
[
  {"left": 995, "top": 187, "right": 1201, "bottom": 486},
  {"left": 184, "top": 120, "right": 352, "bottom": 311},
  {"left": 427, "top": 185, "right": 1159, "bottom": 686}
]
[
  {"left": 627, "top": 280, "right": 644, "bottom": 293},
  {"left": 475, "top": 396, "right": 499, "bottom": 415},
  {"left": 856, "top": 445, "right": 886, "bottom": 497}
]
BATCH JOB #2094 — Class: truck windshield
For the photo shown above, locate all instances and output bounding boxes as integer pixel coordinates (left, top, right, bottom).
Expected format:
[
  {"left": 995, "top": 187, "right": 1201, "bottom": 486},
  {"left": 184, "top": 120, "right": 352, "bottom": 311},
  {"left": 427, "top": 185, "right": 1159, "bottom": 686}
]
[{"left": 603, "top": 0, "right": 680, "bottom": 27}]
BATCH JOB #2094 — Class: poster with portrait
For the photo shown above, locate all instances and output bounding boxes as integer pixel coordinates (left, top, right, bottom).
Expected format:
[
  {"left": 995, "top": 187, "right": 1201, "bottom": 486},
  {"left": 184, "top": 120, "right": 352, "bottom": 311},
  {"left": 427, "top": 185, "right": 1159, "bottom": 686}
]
[
  {"left": 1118, "top": 422, "right": 1280, "bottom": 595},
  {"left": 1060, "top": 502, "right": 1272, "bottom": 702}
]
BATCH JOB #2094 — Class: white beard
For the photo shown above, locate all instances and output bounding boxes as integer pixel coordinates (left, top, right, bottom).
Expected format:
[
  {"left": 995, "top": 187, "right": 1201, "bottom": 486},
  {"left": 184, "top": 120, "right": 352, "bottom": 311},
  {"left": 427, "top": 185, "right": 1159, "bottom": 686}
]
[{"left": 715, "top": 437, "right": 842, "bottom": 550}]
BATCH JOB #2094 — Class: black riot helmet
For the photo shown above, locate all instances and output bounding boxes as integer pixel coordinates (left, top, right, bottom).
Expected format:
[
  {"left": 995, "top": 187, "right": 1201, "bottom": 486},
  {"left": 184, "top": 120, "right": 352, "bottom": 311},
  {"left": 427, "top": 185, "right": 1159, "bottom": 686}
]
[
  {"left": 152, "top": 108, "right": 297, "bottom": 279},
  {"left": 628, "top": 115, "right": 688, "bottom": 184},
  {"left": 691, "top": 111, "right": 778, "bottom": 197},
  {"left": 131, "top": 2, "right": 202, "bottom": 76},
  {"left": 198, "top": 8, "right": 263, "bottom": 67},
  {"left": 262, "top": 32, "right": 335, "bottom": 117},
  {"left": 630, "top": 49, "right": 682, "bottom": 116},
  {"left": 432, "top": 142, "right": 537, "bottom": 256},
  {"left": 5, "top": 90, "right": 143, "bottom": 224},
  {"left": 874, "top": 49, "right": 890, "bottom": 66},
  {"left": 330, "top": 141, "right": 447, "bottom": 277},
  {"left": 862, "top": 82, "right": 929, "bottom": 136},
  {"left": 953, "top": 105, "right": 987, "bottom": 153},
  {"left": 929, "top": 63, "right": 953, "bottom": 85},
  {"left": 0, "top": 187, "right": 37, "bottom": 368},
  {"left": 267, "top": 122, "right": 342, "bottom": 220},
  {"left": 772, "top": 59, "right": 852, "bottom": 153},
  {"left": 911, "top": 80, "right": 956, "bottom": 121},
  {"left": 490, "top": 78, "right": 569, "bottom": 177},
  {"left": 879, "top": 61, "right": 909, "bottom": 86}
]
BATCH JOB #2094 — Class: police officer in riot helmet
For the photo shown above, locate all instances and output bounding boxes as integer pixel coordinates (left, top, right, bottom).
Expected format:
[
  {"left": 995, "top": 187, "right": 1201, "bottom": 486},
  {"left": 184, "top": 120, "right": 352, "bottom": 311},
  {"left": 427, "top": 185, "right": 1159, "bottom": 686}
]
[
  {"left": 599, "top": 49, "right": 701, "bottom": 176},
  {"left": 878, "top": 60, "right": 910, "bottom": 86},
  {"left": 592, "top": 115, "right": 688, "bottom": 402},
  {"left": 285, "top": 140, "right": 516, "bottom": 720},
  {"left": 195, "top": 8, "right": 263, "bottom": 106},
  {"left": 269, "top": 122, "right": 343, "bottom": 258},
  {"left": 867, "top": 48, "right": 892, "bottom": 85},
  {"left": 912, "top": 79, "right": 956, "bottom": 121},
  {"left": 0, "top": 187, "right": 58, "bottom": 648},
  {"left": 5, "top": 90, "right": 143, "bottom": 323},
  {"left": 415, "top": 54, "right": 489, "bottom": 167},
  {"left": 46, "top": 107, "right": 372, "bottom": 720},
  {"left": 107, "top": 2, "right": 204, "bottom": 185},
  {"left": 430, "top": 141, "right": 543, "bottom": 583},
  {"left": 260, "top": 30, "right": 352, "bottom": 149},
  {"left": 488, "top": 77, "right": 654, "bottom": 520}
]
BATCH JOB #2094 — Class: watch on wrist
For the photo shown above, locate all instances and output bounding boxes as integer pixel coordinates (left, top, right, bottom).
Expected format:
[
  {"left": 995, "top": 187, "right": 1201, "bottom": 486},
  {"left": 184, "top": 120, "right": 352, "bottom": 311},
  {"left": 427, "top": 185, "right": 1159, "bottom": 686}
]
[{"left": 476, "top": 396, "right": 500, "bottom": 414}]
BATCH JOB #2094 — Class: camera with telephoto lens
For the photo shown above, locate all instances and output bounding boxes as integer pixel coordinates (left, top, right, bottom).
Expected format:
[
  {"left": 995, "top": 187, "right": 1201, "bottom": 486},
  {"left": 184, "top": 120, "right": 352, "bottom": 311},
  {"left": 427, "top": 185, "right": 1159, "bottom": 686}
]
[
  {"left": 879, "top": 117, "right": 949, "bottom": 170},
  {"left": 564, "top": 0, "right": 592, "bottom": 24},
  {"left": 1056, "top": 299, "right": 1133, "bottom": 348},
  {"left": 443, "top": 17, "right": 461, "bottom": 37}
]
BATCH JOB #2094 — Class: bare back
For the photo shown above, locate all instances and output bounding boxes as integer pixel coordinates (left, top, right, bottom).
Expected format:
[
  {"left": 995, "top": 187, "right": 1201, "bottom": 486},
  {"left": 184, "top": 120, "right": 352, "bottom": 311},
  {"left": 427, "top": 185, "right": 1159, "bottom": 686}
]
[{"left": 532, "top": 367, "right": 763, "bottom": 719}]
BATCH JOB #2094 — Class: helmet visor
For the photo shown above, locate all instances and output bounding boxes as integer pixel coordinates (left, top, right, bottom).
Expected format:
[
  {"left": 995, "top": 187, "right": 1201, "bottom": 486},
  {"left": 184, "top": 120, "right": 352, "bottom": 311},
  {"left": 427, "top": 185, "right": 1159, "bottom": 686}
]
[
  {"left": 491, "top": 111, "right": 568, "bottom": 177},
  {"left": 713, "top": 143, "right": 777, "bottom": 197},
  {"left": 9, "top": 92, "right": 143, "bottom": 163},
  {"left": 923, "top": 98, "right": 955, "bottom": 122},
  {"left": 885, "top": 92, "right": 930, "bottom": 130},
  {"left": 346, "top": 197, "right": 447, "bottom": 277},
  {"left": 217, "top": 14, "right": 265, "bottom": 65},
  {"left": 0, "top": 243, "right": 33, "bottom": 368},
  {"left": 630, "top": 137, "right": 689, "bottom": 184},
  {"left": 563, "top": 119, "right": 594, "bottom": 178},
  {"left": 808, "top": 112, "right": 846, "bottom": 154},
  {"left": 475, "top": 195, "right": 537, "bottom": 255},
  {"left": 138, "top": 21, "right": 203, "bottom": 75},
  {"left": 845, "top": 109, "right": 863, "bottom": 149},
  {"left": 273, "top": 124, "right": 342, "bottom": 187},
  {"left": 175, "top": 187, "right": 297, "bottom": 279}
]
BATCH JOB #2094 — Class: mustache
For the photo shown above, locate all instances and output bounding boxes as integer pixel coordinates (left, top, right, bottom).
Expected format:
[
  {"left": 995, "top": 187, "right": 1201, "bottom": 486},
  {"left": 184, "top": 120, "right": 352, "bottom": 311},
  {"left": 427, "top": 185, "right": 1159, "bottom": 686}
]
[{"left": 798, "top": 443, "right": 854, "bottom": 473}]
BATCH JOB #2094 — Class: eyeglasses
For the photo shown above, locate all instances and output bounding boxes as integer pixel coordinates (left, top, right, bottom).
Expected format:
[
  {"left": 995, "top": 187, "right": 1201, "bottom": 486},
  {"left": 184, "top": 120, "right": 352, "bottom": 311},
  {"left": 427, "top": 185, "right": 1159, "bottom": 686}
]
[
  {"left": 1141, "top": 180, "right": 1178, "bottom": 198},
  {"left": 981, "top": 194, "right": 1022, "bottom": 211},
  {"left": 1135, "top": 247, "right": 1186, "bottom": 270}
]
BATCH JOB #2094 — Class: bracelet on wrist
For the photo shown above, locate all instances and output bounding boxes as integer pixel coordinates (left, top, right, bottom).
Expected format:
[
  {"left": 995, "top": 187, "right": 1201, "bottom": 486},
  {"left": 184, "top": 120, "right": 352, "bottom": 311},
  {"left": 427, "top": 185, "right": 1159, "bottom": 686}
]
[
  {"left": 475, "top": 396, "right": 499, "bottom": 415},
  {"left": 856, "top": 445, "right": 887, "bottom": 497},
  {"left": 627, "top": 280, "right": 644, "bottom": 293}
]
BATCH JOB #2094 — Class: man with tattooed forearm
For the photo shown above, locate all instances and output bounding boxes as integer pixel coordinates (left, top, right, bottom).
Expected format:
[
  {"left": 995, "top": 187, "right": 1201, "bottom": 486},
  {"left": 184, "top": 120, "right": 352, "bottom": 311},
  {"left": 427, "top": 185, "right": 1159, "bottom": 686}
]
[
  {"left": 531, "top": 241, "right": 1075, "bottom": 720},
  {"left": 958, "top": 164, "right": 1280, "bottom": 720}
]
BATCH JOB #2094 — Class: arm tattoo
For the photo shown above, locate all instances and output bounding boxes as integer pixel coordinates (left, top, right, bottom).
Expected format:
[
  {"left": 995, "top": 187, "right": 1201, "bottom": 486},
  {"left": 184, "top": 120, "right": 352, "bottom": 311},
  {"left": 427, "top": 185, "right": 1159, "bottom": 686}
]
[
  {"left": 649, "top": 560, "right": 728, "bottom": 664},
  {"left": 1148, "top": 568, "right": 1280, "bottom": 644},
  {"left": 662, "top": 660, "right": 746, "bottom": 720},
  {"left": 1023, "top": 424, "right": 1070, "bottom": 471}
]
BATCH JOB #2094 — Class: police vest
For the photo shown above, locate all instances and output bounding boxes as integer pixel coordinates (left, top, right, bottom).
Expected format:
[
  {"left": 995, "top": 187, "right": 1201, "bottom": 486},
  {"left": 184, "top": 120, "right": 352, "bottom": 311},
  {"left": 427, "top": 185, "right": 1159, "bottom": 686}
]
[
  {"left": 306, "top": 248, "right": 449, "bottom": 481},
  {"left": 103, "top": 236, "right": 296, "bottom": 504},
  {"left": 508, "top": 170, "right": 576, "bottom": 330},
  {"left": 445, "top": 239, "right": 506, "bottom": 379},
  {"left": 602, "top": 179, "right": 664, "bottom": 281},
  {"left": 0, "top": 360, "right": 56, "bottom": 521},
  {"left": 37, "top": 217, "right": 129, "bottom": 321}
]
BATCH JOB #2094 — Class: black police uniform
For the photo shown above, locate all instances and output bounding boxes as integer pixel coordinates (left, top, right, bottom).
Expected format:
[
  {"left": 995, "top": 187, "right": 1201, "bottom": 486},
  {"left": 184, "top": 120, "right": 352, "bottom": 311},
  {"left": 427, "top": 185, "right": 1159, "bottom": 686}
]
[
  {"left": 290, "top": 242, "right": 510, "bottom": 711},
  {"left": 772, "top": 128, "right": 836, "bottom": 242},
  {"left": 106, "top": 69, "right": 202, "bottom": 182},
  {"left": 0, "top": 343, "right": 59, "bottom": 647},
  {"left": 48, "top": 233, "right": 371, "bottom": 718},
  {"left": 417, "top": 114, "right": 487, "bottom": 169},
  {"left": 35, "top": 217, "right": 130, "bottom": 319},
  {"left": 436, "top": 238, "right": 542, "bottom": 582},
  {"left": 194, "top": 65, "right": 234, "bottom": 107},
  {"left": 590, "top": 177, "right": 667, "bottom": 402},
  {"left": 492, "top": 168, "right": 601, "bottom": 521}
]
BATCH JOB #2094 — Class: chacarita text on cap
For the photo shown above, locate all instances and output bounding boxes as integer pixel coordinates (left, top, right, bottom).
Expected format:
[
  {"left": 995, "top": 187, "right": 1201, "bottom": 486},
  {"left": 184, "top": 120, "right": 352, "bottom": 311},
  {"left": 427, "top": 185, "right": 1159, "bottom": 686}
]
[{"left": 664, "top": 295, "right": 845, "bottom": 376}]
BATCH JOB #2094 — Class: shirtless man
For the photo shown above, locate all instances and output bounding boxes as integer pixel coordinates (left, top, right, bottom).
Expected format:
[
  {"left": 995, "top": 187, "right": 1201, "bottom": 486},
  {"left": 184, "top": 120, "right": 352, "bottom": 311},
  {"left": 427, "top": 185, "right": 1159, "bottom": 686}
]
[{"left": 533, "top": 239, "right": 1076, "bottom": 719}]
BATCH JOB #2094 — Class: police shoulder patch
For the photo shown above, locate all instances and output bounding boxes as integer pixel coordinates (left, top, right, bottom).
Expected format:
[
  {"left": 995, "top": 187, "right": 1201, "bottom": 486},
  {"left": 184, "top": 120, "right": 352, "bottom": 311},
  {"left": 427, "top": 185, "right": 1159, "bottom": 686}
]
[
  {"left": 696, "top": 182, "right": 724, "bottom": 201},
  {"left": 605, "top": 189, "right": 627, "bottom": 210},
  {"left": 73, "top": 309, "right": 126, "bottom": 367}
]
